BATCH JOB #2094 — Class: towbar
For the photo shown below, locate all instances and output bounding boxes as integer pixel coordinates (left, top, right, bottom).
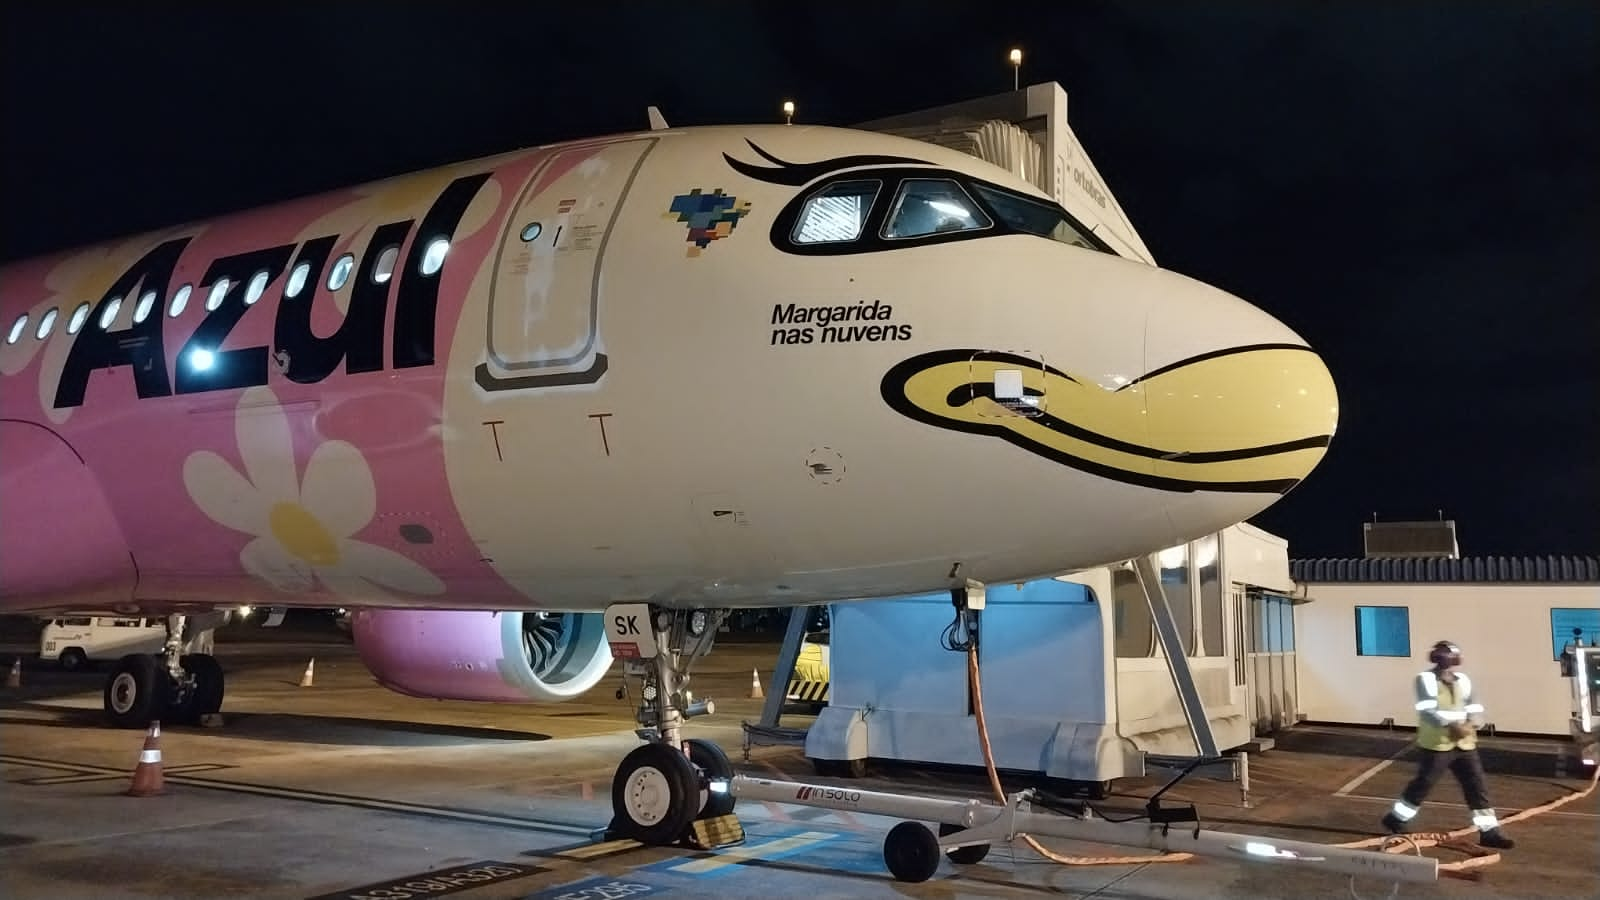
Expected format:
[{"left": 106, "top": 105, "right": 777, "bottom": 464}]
[{"left": 725, "top": 774, "right": 1438, "bottom": 885}]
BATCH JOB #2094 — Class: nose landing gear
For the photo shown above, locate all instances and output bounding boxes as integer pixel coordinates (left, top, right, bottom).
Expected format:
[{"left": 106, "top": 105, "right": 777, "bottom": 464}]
[{"left": 604, "top": 604, "right": 742, "bottom": 848}]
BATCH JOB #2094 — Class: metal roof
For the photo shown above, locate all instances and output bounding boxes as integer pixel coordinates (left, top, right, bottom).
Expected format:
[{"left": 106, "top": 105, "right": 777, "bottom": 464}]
[{"left": 1290, "top": 556, "right": 1600, "bottom": 584}]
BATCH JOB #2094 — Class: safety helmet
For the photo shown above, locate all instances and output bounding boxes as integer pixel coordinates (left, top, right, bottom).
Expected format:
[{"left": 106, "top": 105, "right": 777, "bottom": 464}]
[{"left": 1429, "top": 640, "right": 1461, "bottom": 668}]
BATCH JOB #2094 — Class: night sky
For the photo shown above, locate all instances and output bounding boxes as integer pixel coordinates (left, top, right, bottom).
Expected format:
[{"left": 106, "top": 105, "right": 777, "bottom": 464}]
[{"left": 4, "top": 4, "right": 1595, "bottom": 559}]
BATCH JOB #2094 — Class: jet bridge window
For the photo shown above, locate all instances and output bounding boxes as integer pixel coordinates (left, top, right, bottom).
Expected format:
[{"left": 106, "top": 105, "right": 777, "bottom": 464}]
[
  {"left": 792, "top": 180, "right": 881, "bottom": 244},
  {"left": 972, "top": 184, "right": 1106, "bottom": 252},
  {"left": 882, "top": 179, "right": 991, "bottom": 240}
]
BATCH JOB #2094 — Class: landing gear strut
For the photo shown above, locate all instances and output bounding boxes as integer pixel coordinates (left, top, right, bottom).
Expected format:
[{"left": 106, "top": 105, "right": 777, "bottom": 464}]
[
  {"left": 103, "top": 612, "right": 227, "bottom": 728},
  {"left": 606, "top": 603, "right": 738, "bottom": 845}
]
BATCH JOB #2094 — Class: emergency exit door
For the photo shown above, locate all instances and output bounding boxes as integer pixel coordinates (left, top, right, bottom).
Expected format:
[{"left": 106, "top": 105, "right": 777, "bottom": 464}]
[{"left": 477, "top": 138, "right": 656, "bottom": 391}]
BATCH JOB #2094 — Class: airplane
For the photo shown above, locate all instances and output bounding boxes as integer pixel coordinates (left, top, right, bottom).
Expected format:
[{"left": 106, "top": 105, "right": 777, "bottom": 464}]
[{"left": 0, "top": 105, "right": 1338, "bottom": 844}]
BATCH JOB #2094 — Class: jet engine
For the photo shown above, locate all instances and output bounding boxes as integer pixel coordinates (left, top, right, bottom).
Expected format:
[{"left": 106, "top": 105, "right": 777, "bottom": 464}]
[{"left": 350, "top": 609, "right": 614, "bottom": 702}]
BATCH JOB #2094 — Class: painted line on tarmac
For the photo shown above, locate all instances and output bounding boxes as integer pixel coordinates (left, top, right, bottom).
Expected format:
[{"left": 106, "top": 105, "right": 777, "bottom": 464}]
[
  {"left": 1334, "top": 744, "right": 1412, "bottom": 796},
  {"left": 654, "top": 830, "right": 838, "bottom": 876},
  {"left": 551, "top": 838, "right": 645, "bottom": 861},
  {"left": 15, "top": 763, "right": 232, "bottom": 786},
  {"left": 0, "top": 753, "right": 599, "bottom": 837},
  {"left": 1339, "top": 791, "right": 1599, "bottom": 820}
]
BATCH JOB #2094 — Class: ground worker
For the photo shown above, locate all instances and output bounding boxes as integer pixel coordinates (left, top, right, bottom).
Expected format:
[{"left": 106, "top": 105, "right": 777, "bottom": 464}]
[{"left": 1382, "top": 640, "right": 1515, "bottom": 849}]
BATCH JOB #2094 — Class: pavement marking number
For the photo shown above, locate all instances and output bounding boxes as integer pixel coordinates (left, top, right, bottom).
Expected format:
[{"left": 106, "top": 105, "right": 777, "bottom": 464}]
[
  {"left": 523, "top": 875, "right": 660, "bottom": 900},
  {"left": 305, "top": 860, "right": 543, "bottom": 900}
]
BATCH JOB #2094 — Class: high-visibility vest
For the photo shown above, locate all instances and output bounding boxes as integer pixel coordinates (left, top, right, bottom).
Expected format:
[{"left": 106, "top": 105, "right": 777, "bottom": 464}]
[{"left": 1414, "top": 669, "right": 1484, "bottom": 751}]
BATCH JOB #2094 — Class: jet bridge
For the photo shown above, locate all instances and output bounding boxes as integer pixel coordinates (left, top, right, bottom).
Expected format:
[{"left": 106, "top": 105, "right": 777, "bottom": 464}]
[{"left": 745, "top": 525, "right": 1299, "bottom": 798}]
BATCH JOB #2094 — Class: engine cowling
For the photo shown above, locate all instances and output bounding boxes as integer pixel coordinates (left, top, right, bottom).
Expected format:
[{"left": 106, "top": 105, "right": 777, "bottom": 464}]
[{"left": 351, "top": 609, "right": 614, "bottom": 702}]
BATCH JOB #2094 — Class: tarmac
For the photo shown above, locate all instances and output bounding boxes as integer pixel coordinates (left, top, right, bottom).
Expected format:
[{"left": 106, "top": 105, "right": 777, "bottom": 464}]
[{"left": 1, "top": 622, "right": 1596, "bottom": 899}]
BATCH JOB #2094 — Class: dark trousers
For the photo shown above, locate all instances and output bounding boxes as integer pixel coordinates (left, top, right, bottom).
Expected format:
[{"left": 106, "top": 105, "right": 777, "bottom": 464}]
[{"left": 1401, "top": 747, "right": 1491, "bottom": 810}]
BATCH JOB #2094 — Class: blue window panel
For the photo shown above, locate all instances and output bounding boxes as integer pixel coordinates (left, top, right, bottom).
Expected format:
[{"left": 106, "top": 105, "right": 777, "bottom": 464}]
[
  {"left": 1254, "top": 594, "right": 1297, "bottom": 653},
  {"left": 1355, "top": 605, "right": 1411, "bottom": 657},
  {"left": 1550, "top": 608, "right": 1600, "bottom": 660}
]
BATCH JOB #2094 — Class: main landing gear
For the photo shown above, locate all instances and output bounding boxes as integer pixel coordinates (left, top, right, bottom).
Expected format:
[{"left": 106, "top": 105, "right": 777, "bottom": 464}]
[
  {"left": 104, "top": 613, "right": 227, "bottom": 729},
  {"left": 605, "top": 603, "right": 740, "bottom": 846}
]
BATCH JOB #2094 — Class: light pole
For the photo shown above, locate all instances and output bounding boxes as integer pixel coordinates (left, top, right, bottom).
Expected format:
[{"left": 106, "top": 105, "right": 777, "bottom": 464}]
[
  {"left": 1009, "top": 48, "right": 1023, "bottom": 91},
  {"left": 783, "top": 100, "right": 795, "bottom": 125}
]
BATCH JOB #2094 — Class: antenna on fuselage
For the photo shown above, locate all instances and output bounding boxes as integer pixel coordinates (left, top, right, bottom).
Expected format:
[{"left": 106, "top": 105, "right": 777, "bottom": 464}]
[{"left": 647, "top": 106, "right": 669, "bottom": 131}]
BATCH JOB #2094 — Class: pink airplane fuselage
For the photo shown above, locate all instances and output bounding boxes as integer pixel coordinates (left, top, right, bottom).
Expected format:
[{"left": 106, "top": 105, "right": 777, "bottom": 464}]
[{"left": 1, "top": 141, "right": 590, "bottom": 615}]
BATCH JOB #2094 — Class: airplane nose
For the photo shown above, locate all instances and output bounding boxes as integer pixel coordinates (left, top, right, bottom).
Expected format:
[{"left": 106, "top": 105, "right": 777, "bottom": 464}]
[{"left": 1140, "top": 274, "right": 1339, "bottom": 494}]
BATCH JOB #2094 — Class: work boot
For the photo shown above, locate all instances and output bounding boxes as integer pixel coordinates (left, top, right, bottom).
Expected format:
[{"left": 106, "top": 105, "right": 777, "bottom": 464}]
[
  {"left": 1479, "top": 827, "right": 1515, "bottom": 849},
  {"left": 1380, "top": 812, "right": 1409, "bottom": 835}
]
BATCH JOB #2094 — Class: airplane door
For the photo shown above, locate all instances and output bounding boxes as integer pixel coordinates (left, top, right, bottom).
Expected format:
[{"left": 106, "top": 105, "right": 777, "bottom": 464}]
[{"left": 477, "top": 138, "right": 657, "bottom": 392}]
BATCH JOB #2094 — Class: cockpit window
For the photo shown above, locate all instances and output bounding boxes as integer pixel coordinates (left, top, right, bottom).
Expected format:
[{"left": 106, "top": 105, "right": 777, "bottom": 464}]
[
  {"left": 792, "top": 180, "right": 881, "bottom": 244},
  {"left": 882, "top": 179, "right": 991, "bottom": 240},
  {"left": 972, "top": 184, "right": 1105, "bottom": 252}
]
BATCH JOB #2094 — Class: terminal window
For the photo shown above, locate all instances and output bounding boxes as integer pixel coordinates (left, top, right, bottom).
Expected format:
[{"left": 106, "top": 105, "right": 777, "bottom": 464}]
[
  {"left": 1550, "top": 607, "right": 1600, "bottom": 660},
  {"left": 1354, "top": 605, "right": 1410, "bottom": 657}
]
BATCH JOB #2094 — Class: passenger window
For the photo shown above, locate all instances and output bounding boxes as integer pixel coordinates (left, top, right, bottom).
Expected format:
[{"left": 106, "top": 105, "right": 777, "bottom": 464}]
[
  {"left": 972, "top": 184, "right": 1103, "bottom": 252},
  {"left": 286, "top": 262, "right": 310, "bottom": 298},
  {"left": 792, "top": 180, "right": 881, "bottom": 244},
  {"left": 372, "top": 245, "right": 400, "bottom": 284},
  {"left": 6, "top": 313, "right": 27, "bottom": 344},
  {"left": 882, "top": 179, "right": 991, "bottom": 240},
  {"left": 244, "top": 269, "right": 270, "bottom": 305},
  {"left": 205, "top": 279, "right": 230, "bottom": 312},
  {"left": 68, "top": 302, "right": 91, "bottom": 333},
  {"left": 134, "top": 289, "right": 158, "bottom": 324},
  {"left": 98, "top": 296, "right": 123, "bottom": 330},
  {"left": 327, "top": 254, "right": 354, "bottom": 291},
  {"left": 420, "top": 237, "right": 450, "bottom": 275},
  {"left": 168, "top": 284, "right": 192, "bottom": 318},
  {"left": 36, "top": 307, "right": 58, "bottom": 339}
]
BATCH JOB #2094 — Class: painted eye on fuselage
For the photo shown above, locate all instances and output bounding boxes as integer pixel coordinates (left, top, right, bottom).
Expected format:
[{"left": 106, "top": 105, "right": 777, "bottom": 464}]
[{"left": 773, "top": 168, "right": 1115, "bottom": 257}]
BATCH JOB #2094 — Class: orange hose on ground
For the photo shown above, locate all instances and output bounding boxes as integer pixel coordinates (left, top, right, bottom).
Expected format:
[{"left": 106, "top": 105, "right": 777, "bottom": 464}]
[
  {"left": 964, "top": 645, "right": 1600, "bottom": 874},
  {"left": 967, "top": 647, "right": 1193, "bottom": 865},
  {"left": 1332, "top": 760, "right": 1600, "bottom": 879}
]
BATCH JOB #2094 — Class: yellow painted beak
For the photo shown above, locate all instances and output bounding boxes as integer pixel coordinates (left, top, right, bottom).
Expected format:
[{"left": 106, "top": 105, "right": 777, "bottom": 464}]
[{"left": 881, "top": 344, "right": 1338, "bottom": 494}]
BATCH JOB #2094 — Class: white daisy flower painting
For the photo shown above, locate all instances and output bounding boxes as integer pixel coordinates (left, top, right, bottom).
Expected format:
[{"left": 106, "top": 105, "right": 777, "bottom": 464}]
[{"left": 182, "top": 385, "right": 444, "bottom": 601}]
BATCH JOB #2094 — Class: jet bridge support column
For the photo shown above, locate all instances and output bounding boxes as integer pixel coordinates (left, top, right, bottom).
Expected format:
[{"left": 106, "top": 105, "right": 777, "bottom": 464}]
[
  {"left": 1131, "top": 554, "right": 1220, "bottom": 759},
  {"left": 741, "top": 605, "right": 814, "bottom": 760}
]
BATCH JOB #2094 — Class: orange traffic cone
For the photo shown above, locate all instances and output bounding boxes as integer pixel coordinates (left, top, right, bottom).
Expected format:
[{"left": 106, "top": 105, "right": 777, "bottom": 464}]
[
  {"left": 127, "top": 721, "right": 164, "bottom": 796},
  {"left": 299, "top": 658, "right": 315, "bottom": 687},
  {"left": 749, "top": 668, "right": 763, "bottom": 699},
  {"left": 5, "top": 658, "right": 19, "bottom": 688}
]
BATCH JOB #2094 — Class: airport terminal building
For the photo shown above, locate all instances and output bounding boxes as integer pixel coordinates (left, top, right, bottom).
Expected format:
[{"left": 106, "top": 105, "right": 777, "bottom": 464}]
[{"left": 1291, "top": 551, "right": 1600, "bottom": 736}]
